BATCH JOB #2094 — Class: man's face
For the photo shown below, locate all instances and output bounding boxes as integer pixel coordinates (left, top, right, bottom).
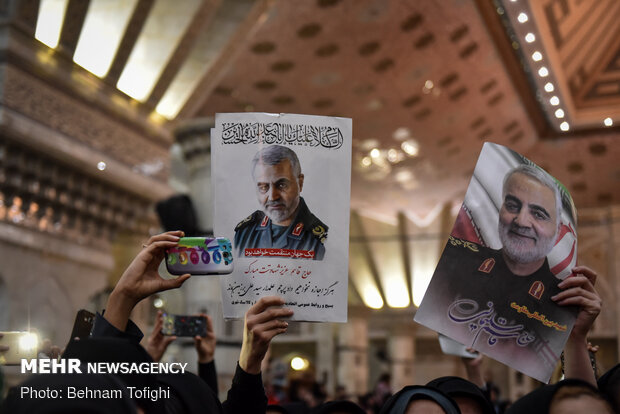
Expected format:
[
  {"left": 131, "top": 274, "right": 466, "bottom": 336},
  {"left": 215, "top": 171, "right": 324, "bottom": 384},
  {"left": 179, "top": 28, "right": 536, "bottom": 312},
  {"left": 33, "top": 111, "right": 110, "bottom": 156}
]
[
  {"left": 253, "top": 160, "right": 303, "bottom": 226},
  {"left": 498, "top": 172, "right": 559, "bottom": 264}
]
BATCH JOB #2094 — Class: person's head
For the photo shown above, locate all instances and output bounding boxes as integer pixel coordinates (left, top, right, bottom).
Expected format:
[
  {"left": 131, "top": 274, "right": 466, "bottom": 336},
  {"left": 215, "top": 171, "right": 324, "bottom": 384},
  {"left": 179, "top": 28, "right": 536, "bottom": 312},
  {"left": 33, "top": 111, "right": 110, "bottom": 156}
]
[
  {"left": 252, "top": 145, "right": 304, "bottom": 226},
  {"left": 506, "top": 379, "right": 613, "bottom": 414},
  {"left": 426, "top": 376, "right": 494, "bottom": 414},
  {"left": 498, "top": 165, "right": 561, "bottom": 266},
  {"left": 548, "top": 385, "right": 614, "bottom": 414},
  {"left": 379, "top": 385, "right": 460, "bottom": 414}
]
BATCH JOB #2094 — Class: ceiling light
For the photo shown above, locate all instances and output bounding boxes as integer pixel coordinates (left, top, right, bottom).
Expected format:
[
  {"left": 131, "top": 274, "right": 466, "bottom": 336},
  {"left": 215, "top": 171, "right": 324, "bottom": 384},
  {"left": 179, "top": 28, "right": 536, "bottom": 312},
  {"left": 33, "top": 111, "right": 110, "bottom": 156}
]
[
  {"left": 392, "top": 127, "right": 411, "bottom": 141},
  {"left": 291, "top": 357, "right": 309, "bottom": 371},
  {"left": 361, "top": 156, "right": 372, "bottom": 167},
  {"left": 153, "top": 298, "right": 165, "bottom": 308},
  {"left": 395, "top": 170, "right": 413, "bottom": 183},
  {"left": 401, "top": 140, "right": 419, "bottom": 156},
  {"left": 532, "top": 51, "right": 543, "bottom": 61},
  {"left": 35, "top": 0, "right": 69, "bottom": 49},
  {"left": 370, "top": 148, "right": 381, "bottom": 158},
  {"left": 385, "top": 279, "right": 410, "bottom": 308},
  {"left": 554, "top": 109, "right": 564, "bottom": 118},
  {"left": 362, "top": 285, "right": 384, "bottom": 309},
  {"left": 544, "top": 82, "right": 554, "bottom": 92},
  {"left": 517, "top": 12, "right": 528, "bottom": 23},
  {"left": 604, "top": 117, "right": 613, "bottom": 127},
  {"left": 97, "top": 161, "right": 107, "bottom": 171},
  {"left": 525, "top": 33, "right": 536, "bottom": 43},
  {"left": 538, "top": 67, "right": 549, "bottom": 77},
  {"left": 387, "top": 149, "right": 399, "bottom": 163},
  {"left": 560, "top": 122, "right": 569, "bottom": 131},
  {"left": 549, "top": 96, "right": 560, "bottom": 106},
  {"left": 73, "top": 0, "right": 138, "bottom": 78},
  {"left": 117, "top": 0, "right": 203, "bottom": 101}
]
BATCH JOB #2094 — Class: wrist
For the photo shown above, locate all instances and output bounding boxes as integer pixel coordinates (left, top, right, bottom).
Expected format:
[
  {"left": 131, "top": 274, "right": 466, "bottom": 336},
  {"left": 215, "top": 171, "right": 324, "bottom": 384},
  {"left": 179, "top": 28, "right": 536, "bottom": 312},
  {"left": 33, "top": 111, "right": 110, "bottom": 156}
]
[
  {"left": 568, "top": 331, "right": 588, "bottom": 343},
  {"left": 198, "top": 354, "right": 214, "bottom": 364},
  {"left": 239, "top": 349, "right": 261, "bottom": 374}
]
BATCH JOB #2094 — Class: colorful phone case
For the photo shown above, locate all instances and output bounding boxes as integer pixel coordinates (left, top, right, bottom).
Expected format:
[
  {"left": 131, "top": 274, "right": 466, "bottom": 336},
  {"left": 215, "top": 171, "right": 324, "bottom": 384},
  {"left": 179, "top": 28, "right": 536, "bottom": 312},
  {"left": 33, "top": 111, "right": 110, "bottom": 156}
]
[{"left": 165, "top": 237, "right": 234, "bottom": 275}]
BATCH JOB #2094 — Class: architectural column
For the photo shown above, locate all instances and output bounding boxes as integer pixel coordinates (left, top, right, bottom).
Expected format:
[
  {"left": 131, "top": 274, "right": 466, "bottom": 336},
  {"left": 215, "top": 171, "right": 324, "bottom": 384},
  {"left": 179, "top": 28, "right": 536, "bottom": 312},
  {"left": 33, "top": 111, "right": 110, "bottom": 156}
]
[
  {"left": 337, "top": 308, "right": 370, "bottom": 395},
  {"left": 316, "top": 323, "right": 336, "bottom": 395},
  {"left": 387, "top": 318, "right": 416, "bottom": 391}
]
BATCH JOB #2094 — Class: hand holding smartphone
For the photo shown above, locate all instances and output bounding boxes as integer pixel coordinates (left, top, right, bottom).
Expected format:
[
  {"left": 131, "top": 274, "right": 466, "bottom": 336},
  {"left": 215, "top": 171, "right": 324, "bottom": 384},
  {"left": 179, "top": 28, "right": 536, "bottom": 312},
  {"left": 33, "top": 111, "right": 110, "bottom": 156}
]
[
  {"left": 165, "top": 237, "right": 234, "bottom": 275},
  {"left": 161, "top": 314, "right": 208, "bottom": 337}
]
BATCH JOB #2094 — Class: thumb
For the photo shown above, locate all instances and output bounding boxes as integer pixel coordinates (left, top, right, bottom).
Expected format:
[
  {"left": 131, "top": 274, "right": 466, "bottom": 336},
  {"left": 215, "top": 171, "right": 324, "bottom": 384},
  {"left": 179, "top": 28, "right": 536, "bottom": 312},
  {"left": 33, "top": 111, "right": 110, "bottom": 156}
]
[{"left": 160, "top": 274, "right": 191, "bottom": 291}]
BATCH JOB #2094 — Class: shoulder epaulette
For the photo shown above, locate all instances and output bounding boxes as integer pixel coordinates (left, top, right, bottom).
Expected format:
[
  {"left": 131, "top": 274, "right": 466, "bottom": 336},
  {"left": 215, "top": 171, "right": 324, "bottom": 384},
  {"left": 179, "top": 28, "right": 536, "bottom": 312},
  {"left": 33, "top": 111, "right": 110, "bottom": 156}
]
[
  {"left": 447, "top": 235, "right": 480, "bottom": 253},
  {"left": 235, "top": 210, "right": 263, "bottom": 231},
  {"left": 309, "top": 216, "right": 328, "bottom": 244}
]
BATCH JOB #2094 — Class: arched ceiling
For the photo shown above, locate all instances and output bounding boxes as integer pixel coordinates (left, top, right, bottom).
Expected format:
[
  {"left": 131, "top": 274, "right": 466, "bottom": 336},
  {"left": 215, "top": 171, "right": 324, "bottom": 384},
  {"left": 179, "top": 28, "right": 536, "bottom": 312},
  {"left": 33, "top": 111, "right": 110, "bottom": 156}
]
[
  {"left": 21, "top": 0, "right": 620, "bottom": 222},
  {"left": 4, "top": 0, "right": 619, "bottom": 309}
]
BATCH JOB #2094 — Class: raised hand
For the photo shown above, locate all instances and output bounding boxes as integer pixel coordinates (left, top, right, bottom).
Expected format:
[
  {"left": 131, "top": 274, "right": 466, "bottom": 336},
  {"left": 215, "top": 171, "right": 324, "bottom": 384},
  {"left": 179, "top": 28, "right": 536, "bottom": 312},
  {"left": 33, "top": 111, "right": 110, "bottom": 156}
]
[
  {"left": 194, "top": 313, "right": 216, "bottom": 363},
  {"left": 145, "top": 310, "right": 177, "bottom": 362},
  {"left": 239, "top": 296, "right": 293, "bottom": 374}
]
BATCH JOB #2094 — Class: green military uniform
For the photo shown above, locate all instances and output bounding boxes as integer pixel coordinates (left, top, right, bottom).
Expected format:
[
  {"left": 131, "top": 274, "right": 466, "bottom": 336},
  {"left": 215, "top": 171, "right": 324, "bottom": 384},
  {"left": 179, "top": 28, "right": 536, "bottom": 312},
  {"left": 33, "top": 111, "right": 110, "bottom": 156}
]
[
  {"left": 234, "top": 197, "right": 328, "bottom": 260},
  {"left": 415, "top": 236, "right": 577, "bottom": 382}
]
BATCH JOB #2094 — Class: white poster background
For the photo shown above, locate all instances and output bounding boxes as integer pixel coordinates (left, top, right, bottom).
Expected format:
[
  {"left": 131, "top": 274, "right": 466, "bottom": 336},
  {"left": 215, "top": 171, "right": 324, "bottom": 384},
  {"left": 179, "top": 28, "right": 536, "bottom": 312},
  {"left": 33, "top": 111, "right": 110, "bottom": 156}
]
[{"left": 212, "top": 113, "right": 352, "bottom": 322}]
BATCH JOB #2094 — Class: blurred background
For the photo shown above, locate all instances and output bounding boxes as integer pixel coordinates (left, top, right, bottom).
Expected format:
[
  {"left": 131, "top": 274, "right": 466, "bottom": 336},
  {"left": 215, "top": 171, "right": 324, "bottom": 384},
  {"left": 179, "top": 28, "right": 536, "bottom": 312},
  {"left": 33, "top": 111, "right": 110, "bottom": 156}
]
[{"left": 0, "top": 0, "right": 618, "bottom": 405}]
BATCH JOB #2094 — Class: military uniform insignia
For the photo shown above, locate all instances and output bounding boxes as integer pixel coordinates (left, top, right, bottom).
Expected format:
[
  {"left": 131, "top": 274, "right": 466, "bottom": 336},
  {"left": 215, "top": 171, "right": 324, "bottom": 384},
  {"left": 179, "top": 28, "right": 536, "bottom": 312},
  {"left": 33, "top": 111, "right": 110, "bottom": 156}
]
[
  {"left": 292, "top": 222, "right": 304, "bottom": 236},
  {"left": 312, "top": 225, "right": 327, "bottom": 244},
  {"left": 260, "top": 215, "right": 269, "bottom": 227},
  {"left": 528, "top": 281, "right": 544, "bottom": 299},
  {"left": 478, "top": 258, "right": 495, "bottom": 273},
  {"left": 235, "top": 214, "right": 253, "bottom": 231}
]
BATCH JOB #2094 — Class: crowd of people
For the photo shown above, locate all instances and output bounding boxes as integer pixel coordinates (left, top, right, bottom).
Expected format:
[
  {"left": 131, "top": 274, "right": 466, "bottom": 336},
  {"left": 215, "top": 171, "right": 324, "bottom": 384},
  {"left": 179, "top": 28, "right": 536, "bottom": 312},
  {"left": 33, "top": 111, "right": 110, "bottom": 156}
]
[{"left": 0, "top": 230, "right": 619, "bottom": 413}]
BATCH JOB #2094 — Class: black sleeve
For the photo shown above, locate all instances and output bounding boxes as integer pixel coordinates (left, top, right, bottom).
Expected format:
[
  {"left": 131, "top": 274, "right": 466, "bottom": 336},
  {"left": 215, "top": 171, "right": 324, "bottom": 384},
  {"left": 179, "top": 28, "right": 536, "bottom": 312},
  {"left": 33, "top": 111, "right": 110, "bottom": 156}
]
[
  {"left": 90, "top": 312, "right": 144, "bottom": 343},
  {"left": 222, "top": 363, "right": 267, "bottom": 414},
  {"left": 198, "top": 361, "right": 219, "bottom": 394}
]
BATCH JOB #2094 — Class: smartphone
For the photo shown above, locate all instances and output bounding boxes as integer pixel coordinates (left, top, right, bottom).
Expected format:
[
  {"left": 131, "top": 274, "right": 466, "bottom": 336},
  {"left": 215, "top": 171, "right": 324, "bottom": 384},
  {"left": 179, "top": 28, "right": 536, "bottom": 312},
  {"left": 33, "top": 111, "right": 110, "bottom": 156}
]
[
  {"left": 0, "top": 331, "right": 38, "bottom": 365},
  {"left": 165, "top": 237, "right": 234, "bottom": 275},
  {"left": 161, "top": 314, "right": 207, "bottom": 337},
  {"left": 70, "top": 309, "right": 95, "bottom": 340}
]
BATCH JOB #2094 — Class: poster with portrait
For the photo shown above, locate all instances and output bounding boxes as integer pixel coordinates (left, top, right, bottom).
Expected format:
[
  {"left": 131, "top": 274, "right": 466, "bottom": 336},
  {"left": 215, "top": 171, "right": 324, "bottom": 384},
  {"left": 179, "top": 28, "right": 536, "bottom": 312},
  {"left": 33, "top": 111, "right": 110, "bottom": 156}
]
[
  {"left": 211, "top": 113, "right": 352, "bottom": 322},
  {"left": 414, "top": 142, "right": 578, "bottom": 383}
]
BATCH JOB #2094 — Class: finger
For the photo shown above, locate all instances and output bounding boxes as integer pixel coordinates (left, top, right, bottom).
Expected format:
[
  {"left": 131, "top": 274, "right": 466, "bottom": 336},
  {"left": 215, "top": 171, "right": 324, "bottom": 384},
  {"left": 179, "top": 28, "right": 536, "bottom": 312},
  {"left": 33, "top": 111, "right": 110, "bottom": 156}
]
[
  {"left": 0, "top": 345, "right": 9, "bottom": 352},
  {"left": 247, "top": 296, "right": 286, "bottom": 316},
  {"left": 158, "top": 273, "right": 191, "bottom": 293},
  {"left": 204, "top": 314, "right": 214, "bottom": 334},
  {"left": 558, "top": 275, "right": 595, "bottom": 293},
  {"left": 551, "top": 287, "right": 599, "bottom": 302},
  {"left": 249, "top": 307, "right": 294, "bottom": 326},
  {"left": 258, "top": 326, "right": 289, "bottom": 342},
  {"left": 571, "top": 266, "right": 597, "bottom": 285},
  {"left": 252, "top": 319, "right": 289, "bottom": 333},
  {"left": 143, "top": 240, "right": 182, "bottom": 258},
  {"left": 153, "top": 311, "right": 164, "bottom": 330},
  {"left": 164, "top": 336, "right": 176, "bottom": 345},
  {"left": 146, "top": 231, "right": 184, "bottom": 246},
  {"left": 554, "top": 295, "right": 601, "bottom": 311},
  {"left": 50, "top": 346, "right": 61, "bottom": 359}
]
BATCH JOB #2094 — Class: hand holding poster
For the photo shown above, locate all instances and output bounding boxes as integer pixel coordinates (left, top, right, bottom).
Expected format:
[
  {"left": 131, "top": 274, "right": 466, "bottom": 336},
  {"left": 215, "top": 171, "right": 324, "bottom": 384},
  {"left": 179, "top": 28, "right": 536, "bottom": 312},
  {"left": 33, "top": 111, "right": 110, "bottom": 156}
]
[
  {"left": 212, "top": 113, "right": 352, "bottom": 322},
  {"left": 414, "top": 142, "right": 578, "bottom": 383}
]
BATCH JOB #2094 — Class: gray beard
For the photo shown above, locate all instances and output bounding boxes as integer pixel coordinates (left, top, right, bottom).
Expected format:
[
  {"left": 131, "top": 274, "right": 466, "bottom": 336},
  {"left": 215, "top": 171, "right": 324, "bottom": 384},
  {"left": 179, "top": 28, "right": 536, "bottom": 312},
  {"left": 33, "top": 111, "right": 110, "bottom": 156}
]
[{"left": 499, "top": 222, "right": 556, "bottom": 264}]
